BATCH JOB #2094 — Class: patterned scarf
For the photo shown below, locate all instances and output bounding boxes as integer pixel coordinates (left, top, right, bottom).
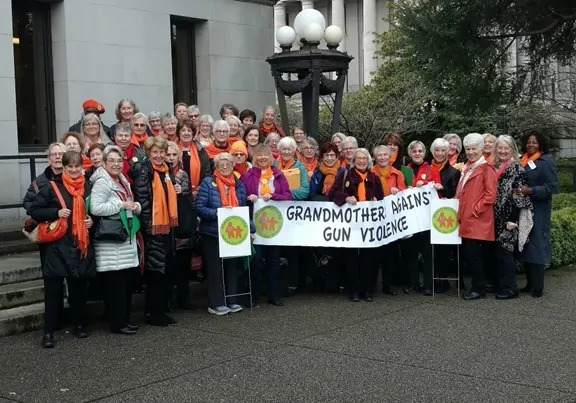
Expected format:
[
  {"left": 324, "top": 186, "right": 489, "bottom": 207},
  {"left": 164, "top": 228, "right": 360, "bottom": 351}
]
[
  {"left": 151, "top": 163, "right": 178, "bottom": 235},
  {"left": 62, "top": 172, "right": 88, "bottom": 258}
]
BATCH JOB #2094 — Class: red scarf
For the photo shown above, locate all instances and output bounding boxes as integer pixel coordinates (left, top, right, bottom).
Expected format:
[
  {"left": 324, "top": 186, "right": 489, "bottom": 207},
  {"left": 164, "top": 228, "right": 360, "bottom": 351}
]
[
  {"left": 496, "top": 161, "right": 511, "bottom": 178},
  {"left": 483, "top": 151, "right": 494, "bottom": 164},
  {"left": 259, "top": 122, "right": 285, "bottom": 137},
  {"left": 62, "top": 172, "right": 88, "bottom": 258},
  {"left": 234, "top": 162, "right": 249, "bottom": 177},
  {"left": 449, "top": 153, "right": 458, "bottom": 166},
  {"left": 82, "top": 154, "right": 92, "bottom": 170}
]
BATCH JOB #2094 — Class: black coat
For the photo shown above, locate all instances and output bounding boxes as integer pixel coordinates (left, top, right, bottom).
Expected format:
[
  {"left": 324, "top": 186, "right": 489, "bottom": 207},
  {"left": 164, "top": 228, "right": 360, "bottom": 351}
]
[
  {"left": 329, "top": 168, "right": 384, "bottom": 206},
  {"left": 438, "top": 163, "right": 461, "bottom": 199},
  {"left": 133, "top": 161, "right": 176, "bottom": 274},
  {"left": 181, "top": 141, "right": 211, "bottom": 191},
  {"left": 27, "top": 176, "right": 96, "bottom": 279},
  {"left": 23, "top": 166, "right": 61, "bottom": 214}
]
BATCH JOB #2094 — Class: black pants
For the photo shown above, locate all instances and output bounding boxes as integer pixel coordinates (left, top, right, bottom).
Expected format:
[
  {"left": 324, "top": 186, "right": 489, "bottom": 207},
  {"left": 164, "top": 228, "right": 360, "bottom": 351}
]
[
  {"left": 378, "top": 242, "right": 399, "bottom": 291},
  {"left": 463, "top": 238, "right": 485, "bottom": 293},
  {"left": 44, "top": 276, "right": 88, "bottom": 334},
  {"left": 286, "top": 246, "right": 307, "bottom": 289},
  {"left": 482, "top": 241, "right": 498, "bottom": 288},
  {"left": 525, "top": 263, "right": 545, "bottom": 291},
  {"left": 344, "top": 248, "right": 375, "bottom": 296},
  {"left": 145, "top": 254, "right": 174, "bottom": 316},
  {"left": 173, "top": 248, "right": 192, "bottom": 304},
  {"left": 496, "top": 246, "right": 518, "bottom": 293},
  {"left": 202, "top": 236, "right": 240, "bottom": 307},
  {"left": 100, "top": 269, "right": 132, "bottom": 331},
  {"left": 406, "top": 231, "right": 433, "bottom": 290},
  {"left": 252, "top": 245, "right": 281, "bottom": 302}
]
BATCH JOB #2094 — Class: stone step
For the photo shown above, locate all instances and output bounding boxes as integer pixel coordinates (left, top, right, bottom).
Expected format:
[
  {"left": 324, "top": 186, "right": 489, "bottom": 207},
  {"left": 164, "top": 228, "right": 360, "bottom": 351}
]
[
  {"left": 0, "top": 279, "right": 44, "bottom": 310},
  {"left": 0, "top": 252, "right": 42, "bottom": 285},
  {"left": 0, "top": 302, "right": 44, "bottom": 337},
  {"left": 0, "top": 238, "right": 38, "bottom": 256}
]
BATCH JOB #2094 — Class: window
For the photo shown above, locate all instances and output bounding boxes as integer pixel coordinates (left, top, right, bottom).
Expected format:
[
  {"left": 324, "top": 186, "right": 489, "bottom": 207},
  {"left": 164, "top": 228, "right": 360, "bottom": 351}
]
[
  {"left": 171, "top": 17, "right": 197, "bottom": 106},
  {"left": 12, "top": 0, "right": 56, "bottom": 149}
]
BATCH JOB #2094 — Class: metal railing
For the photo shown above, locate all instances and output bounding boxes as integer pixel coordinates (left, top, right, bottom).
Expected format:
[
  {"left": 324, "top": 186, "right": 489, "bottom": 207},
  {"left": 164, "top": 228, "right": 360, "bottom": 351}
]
[{"left": 0, "top": 154, "right": 46, "bottom": 210}]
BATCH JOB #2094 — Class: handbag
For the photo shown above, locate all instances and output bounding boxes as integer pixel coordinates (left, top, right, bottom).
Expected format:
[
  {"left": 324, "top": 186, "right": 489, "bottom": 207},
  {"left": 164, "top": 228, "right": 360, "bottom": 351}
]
[
  {"left": 94, "top": 215, "right": 127, "bottom": 242},
  {"left": 35, "top": 182, "right": 69, "bottom": 244}
]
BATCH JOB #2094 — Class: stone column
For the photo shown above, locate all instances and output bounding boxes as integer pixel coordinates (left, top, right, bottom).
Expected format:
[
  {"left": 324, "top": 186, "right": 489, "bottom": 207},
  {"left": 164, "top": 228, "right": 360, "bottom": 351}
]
[
  {"left": 362, "top": 0, "right": 377, "bottom": 85},
  {"left": 331, "top": 0, "right": 346, "bottom": 51},
  {"left": 273, "top": 1, "right": 286, "bottom": 53},
  {"left": 301, "top": 0, "right": 314, "bottom": 10}
]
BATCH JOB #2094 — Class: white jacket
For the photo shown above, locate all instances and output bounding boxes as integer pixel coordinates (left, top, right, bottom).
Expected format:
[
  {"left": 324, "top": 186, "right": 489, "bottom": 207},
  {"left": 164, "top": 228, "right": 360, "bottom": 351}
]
[{"left": 90, "top": 167, "right": 141, "bottom": 272}]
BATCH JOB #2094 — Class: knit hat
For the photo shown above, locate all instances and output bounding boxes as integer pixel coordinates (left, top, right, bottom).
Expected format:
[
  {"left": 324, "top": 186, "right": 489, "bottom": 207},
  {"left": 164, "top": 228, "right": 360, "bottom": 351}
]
[{"left": 230, "top": 140, "right": 248, "bottom": 156}]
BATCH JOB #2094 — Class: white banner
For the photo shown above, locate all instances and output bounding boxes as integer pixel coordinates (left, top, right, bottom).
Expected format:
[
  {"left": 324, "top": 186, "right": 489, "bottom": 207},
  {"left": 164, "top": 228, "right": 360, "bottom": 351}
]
[
  {"left": 217, "top": 206, "right": 251, "bottom": 258},
  {"left": 430, "top": 199, "right": 462, "bottom": 245},
  {"left": 253, "top": 184, "right": 439, "bottom": 248}
]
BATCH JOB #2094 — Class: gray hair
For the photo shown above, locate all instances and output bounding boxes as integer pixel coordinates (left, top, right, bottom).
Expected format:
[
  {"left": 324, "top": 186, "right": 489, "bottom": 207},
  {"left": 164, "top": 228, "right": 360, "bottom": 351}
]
[
  {"left": 352, "top": 148, "right": 373, "bottom": 169},
  {"left": 277, "top": 136, "right": 297, "bottom": 151},
  {"left": 102, "top": 145, "right": 124, "bottom": 162},
  {"left": 443, "top": 133, "right": 462, "bottom": 153},
  {"left": 187, "top": 105, "right": 200, "bottom": 115},
  {"left": 148, "top": 111, "right": 163, "bottom": 121},
  {"left": 342, "top": 136, "right": 358, "bottom": 149},
  {"left": 408, "top": 140, "right": 426, "bottom": 155},
  {"left": 213, "top": 120, "right": 230, "bottom": 132},
  {"left": 299, "top": 137, "right": 318, "bottom": 152},
  {"left": 82, "top": 113, "right": 111, "bottom": 144},
  {"left": 372, "top": 145, "right": 391, "bottom": 156},
  {"left": 226, "top": 115, "right": 241, "bottom": 126},
  {"left": 430, "top": 138, "right": 450, "bottom": 153},
  {"left": 493, "top": 135, "right": 521, "bottom": 166},
  {"left": 463, "top": 133, "right": 484, "bottom": 150},
  {"left": 199, "top": 114, "right": 214, "bottom": 126},
  {"left": 214, "top": 152, "right": 234, "bottom": 167},
  {"left": 331, "top": 132, "right": 346, "bottom": 142},
  {"left": 131, "top": 112, "right": 148, "bottom": 124},
  {"left": 46, "top": 142, "right": 67, "bottom": 157},
  {"left": 264, "top": 132, "right": 281, "bottom": 144},
  {"left": 115, "top": 122, "right": 131, "bottom": 135},
  {"left": 162, "top": 114, "right": 178, "bottom": 127}
]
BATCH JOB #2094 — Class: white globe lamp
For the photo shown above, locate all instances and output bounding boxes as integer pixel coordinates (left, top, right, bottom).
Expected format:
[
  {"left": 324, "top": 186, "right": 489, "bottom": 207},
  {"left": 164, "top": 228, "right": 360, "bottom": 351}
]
[
  {"left": 293, "top": 9, "right": 326, "bottom": 39},
  {"left": 304, "top": 22, "right": 324, "bottom": 43},
  {"left": 324, "top": 25, "right": 343, "bottom": 48},
  {"left": 276, "top": 26, "right": 296, "bottom": 48}
]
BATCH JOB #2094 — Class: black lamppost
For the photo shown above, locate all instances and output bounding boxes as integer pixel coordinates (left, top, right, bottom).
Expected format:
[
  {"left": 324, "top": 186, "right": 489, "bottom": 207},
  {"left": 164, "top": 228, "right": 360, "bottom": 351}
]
[{"left": 266, "top": 10, "right": 353, "bottom": 140}]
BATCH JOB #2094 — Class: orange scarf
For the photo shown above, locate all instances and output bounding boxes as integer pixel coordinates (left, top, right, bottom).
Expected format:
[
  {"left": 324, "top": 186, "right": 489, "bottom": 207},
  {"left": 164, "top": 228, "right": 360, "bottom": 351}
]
[
  {"left": 355, "top": 169, "right": 368, "bottom": 201},
  {"left": 62, "top": 172, "right": 88, "bottom": 258},
  {"left": 302, "top": 156, "right": 318, "bottom": 179},
  {"left": 319, "top": 162, "right": 339, "bottom": 195},
  {"left": 82, "top": 154, "right": 92, "bottom": 170},
  {"left": 214, "top": 170, "right": 239, "bottom": 207},
  {"left": 259, "top": 167, "right": 274, "bottom": 195},
  {"left": 151, "top": 163, "right": 178, "bottom": 235},
  {"left": 483, "top": 151, "right": 494, "bottom": 164},
  {"left": 431, "top": 159, "right": 448, "bottom": 172},
  {"left": 372, "top": 165, "right": 391, "bottom": 196},
  {"left": 449, "top": 153, "right": 458, "bottom": 166},
  {"left": 279, "top": 157, "right": 295, "bottom": 171},
  {"left": 521, "top": 152, "right": 542, "bottom": 167},
  {"left": 204, "top": 142, "right": 230, "bottom": 159},
  {"left": 389, "top": 152, "right": 398, "bottom": 166},
  {"left": 179, "top": 142, "right": 201, "bottom": 190},
  {"left": 131, "top": 133, "right": 148, "bottom": 146},
  {"left": 260, "top": 122, "right": 285, "bottom": 137}
]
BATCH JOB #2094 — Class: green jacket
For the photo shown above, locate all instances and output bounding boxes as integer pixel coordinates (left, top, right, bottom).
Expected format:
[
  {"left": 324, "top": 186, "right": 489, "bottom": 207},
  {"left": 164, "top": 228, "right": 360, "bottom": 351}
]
[{"left": 400, "top": 165, "right": 413, "bottom": 187}]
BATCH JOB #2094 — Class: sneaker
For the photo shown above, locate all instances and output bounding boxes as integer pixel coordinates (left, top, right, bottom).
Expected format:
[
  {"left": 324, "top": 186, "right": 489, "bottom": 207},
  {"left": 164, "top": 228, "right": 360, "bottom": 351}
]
[
  {"left": 208, "top": 306, "right": 231, "bottom": 316},
  {"left": 228, "top": 304, "right": 243, "bottom": 313}
]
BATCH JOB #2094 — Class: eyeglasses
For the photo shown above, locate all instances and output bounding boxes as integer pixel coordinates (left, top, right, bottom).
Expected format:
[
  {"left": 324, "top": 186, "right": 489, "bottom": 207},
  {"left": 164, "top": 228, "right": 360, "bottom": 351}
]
[
  {"left": 218, "top": 161, "right": 232, "bottom": 167},
  {"left": 302, "top": 147, "right": 315, "bottom": 151},
  {"left": 49, "top": 152, "right": 64, "bottom": 157},
  {"left": 233, "top": 153, "right": 245, "bottom": 157},
  {"left": 133, "top": 123, "right": 146, "bottom": 128},
  {"left": 189, "top": 114, "right": 199, "bottom": 118},
  {"left": 107, "top": 159, "right": 123, "bottom": 165},
  {"left": 214, "top": 130, "right": 229, "bottom": 134},
  {"left": 355, "top": 157, "right": 369, "bottom": 161}
]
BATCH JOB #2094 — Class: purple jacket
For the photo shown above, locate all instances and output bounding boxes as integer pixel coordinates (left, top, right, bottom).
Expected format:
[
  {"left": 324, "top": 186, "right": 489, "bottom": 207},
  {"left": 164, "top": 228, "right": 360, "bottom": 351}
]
[{"left": 240, "top": 166, "right": 292, "bottom": 202}]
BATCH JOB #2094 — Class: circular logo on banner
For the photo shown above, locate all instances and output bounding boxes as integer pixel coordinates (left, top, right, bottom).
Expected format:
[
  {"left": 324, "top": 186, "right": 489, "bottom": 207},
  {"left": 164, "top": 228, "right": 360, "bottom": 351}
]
[
  {"left": 432, "top": 207, "right": 458, "bottom": 234},
  {"left": 254, "top": 206, "right": 283, "bottom": 238},
  {"left": 220, "top": 216, "right": 249, "bottom": 245}
]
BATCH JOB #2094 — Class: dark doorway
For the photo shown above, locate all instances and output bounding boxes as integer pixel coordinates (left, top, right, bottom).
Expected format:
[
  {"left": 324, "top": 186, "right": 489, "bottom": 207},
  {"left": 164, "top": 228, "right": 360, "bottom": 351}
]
[{"left": 171, "top": 17, "right": 198, "bottom": 107}]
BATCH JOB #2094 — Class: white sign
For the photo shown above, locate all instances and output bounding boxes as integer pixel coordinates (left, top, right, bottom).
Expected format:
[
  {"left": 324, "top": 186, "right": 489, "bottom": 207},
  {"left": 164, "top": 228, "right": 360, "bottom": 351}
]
[
  {"left": 430, "top": 199, "right": 461, "bottom": 245},
  {"left": 253, "top": 184, "right": 439, "bottom": 248},
  {"left": 217, "top": 206, "right": 251, "bottom": 258}
]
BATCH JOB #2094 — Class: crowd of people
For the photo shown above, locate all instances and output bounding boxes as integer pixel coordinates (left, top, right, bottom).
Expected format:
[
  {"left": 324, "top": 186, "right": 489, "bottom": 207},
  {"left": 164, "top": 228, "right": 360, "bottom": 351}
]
[{"left": 23, "top": 98, "right": 558, "bottom": 349}]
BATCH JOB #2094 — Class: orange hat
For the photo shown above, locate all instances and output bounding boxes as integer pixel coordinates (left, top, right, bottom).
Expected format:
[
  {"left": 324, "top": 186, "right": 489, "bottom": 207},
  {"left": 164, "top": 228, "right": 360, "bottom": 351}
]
[
  {"left": 82, "top": 99, "right": 105, "bottom": 114},
  {"left": 230, "top": 140, "right": 248, "bottom": 156}
]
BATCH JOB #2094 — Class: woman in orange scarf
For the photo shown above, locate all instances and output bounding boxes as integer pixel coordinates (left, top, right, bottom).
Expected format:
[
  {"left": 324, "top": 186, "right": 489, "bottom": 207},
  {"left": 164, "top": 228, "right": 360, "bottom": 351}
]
[
  {"left": 28, "top": 150, "right": 95, "bottom": 348},
  {"left": 298, "top": 137, "right": 319, "bottom": 181},
  {"left": 482, "top": 133, "right": 497, "bottom": 164},
  {"left": 133, "top": 136, "right": 181, "bottom": 326},
  {"left": 177, "top": 119, "right": 211, "bottom": 196},
  {"left": 130, "top": 113, "right": 150, "bottom": 147},
  {"left": 310, "top": 142, "right": 344, "bottom": 201},
  {"left": 259, "top": 106, "right": 285, "bottom": 137},
  {"left": 329, "top": 148, "right": 384, "bottom": 302},
  {"left": 196, "top": 153, "right": 248, "bottom": 315},
  {"left": 61, "top": 132, "right": 92, "bottom": 170}
]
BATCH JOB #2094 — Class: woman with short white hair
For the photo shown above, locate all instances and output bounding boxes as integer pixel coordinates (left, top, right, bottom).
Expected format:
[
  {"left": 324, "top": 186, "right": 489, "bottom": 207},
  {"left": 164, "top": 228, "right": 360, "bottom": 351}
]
[
  {"left": 329, "top": 148, "right": 383, "bottom": 302},
  {"left": 130, "top": 112, "right": 149, "bottom": 147},
  {"left": 456, "top": 133, "right": 497, "bottom": 300},
  {"left": 340, "top": 136, "right": 358, "bottom": 168},
  {"left": 148, "top": 111, "right": 164, "bottom": 136},
  {"left": 443, "top": 133, "right": 464, "bottom": 167},
  {"left": 187, "top": 105, "right": 200, "bottom": 122},
  {"left": 299, "top": 137, "right": 319, "bottom": 180},
  {"left": 264, "top": 131, "right": 281, "bottom": 160},
  {"left": 161, "top": 114, "right": 179, "bottom": 143},
  {"left": 226, "top": 115, "right": 242, "bottom": 140}
]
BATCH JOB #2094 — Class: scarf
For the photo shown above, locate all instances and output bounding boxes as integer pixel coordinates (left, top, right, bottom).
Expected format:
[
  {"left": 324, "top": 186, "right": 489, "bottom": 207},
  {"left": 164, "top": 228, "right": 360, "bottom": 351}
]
[
  {"left": 389, "top": 152, "right": 398, "bottom": 166},
  {"left": 214, "top": 170, "right": 239, "bottom": 207},
  {"left": 272, "top": 151, "right": 280, "bottom": 160},
  {"left": 62, "top": 172, "right": 88, "bottom": 258},
  {"left": 372, "top": 165, "right": 391, "bottom": 196},
  {"left": 482, "top": 151, "right": 494, "bottom": 164},
  {"left": 179, "top": 142, "right": 201, "bottom": 189},
  {"left": 302, "top": 156, "right": 318, "bottom": 179},
  {"left": 355, "top": 169, "right": 368, "bottom": 201},
  {"left": 234, "top": 162, "right": 249, "bottom": 177},
  {"left": 82, "top": 154, "right": 92, "bottom": 170},
  {"left": 131, "top": 132, "right": 148, "bottom": 146},
  {"left": 495, "top": 160, "right": 512, "bottom": 178},
  {"left": 151, "top": 163, "right": 178, "bottom": 235},
  {"left": 204, "top": 142, "right": 230, "bottom": 159},
  {"left": 456, "top": 156, "right": 486, "bottom": 198},
  {"left": 319, "top": 162, "right": 339, "bottom": 195},
  {"left": 279, "top": 157, "right": 295, "bottom": 171},
  {"left": 259, "top": 167, "right": 274, "bottom": 195},
  {"left": 431, "top": 159, "right": 448, "bottom": 172},
  {"left": 151, "top": 128, "right": 163, "bottom": 136},
  {"left": 260, "top": 122, "right": 277, "bottom": 137},
  {"left": 520, "top": 152, "right": 542, "bottom": 167},
  {"left": 449, "top": 153, "right": 458, "bottom": 166},
  {"left": 166, "top": 133, "right": 178, "bottom": 143}
]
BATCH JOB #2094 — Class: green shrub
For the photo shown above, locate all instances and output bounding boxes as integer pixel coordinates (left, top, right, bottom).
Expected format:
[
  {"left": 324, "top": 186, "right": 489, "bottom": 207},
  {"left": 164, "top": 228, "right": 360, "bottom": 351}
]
[
  {"left": 552, "top": 193, "right": 576, "bottom": 211},
  {"left": 558, "top": 169, "right": 574, "bottom": 193},
  {"left": 550, "top": 207, "right": 576, "bottom": 268}
]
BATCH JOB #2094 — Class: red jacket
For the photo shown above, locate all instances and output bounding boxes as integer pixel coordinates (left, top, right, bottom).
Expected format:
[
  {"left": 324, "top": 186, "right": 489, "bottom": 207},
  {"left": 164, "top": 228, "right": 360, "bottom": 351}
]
[
  {"left": 408, "top": 162, "right": 441, "bottom": 186},
  {"left": 457, "top": 163, "right": 497, "bottom": 241}
]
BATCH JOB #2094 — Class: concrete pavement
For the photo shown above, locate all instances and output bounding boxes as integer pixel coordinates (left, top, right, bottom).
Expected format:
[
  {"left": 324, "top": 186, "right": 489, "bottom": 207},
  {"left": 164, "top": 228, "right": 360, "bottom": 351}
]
[{"left": 0, "top": 266, "right": 575, "bottom": 402}]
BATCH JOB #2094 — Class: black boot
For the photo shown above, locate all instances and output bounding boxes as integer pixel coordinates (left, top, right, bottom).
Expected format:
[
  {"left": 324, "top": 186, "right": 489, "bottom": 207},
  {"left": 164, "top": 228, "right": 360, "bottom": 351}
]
[{"left": 42, "top": 333, "right": 55, "bottom": 348}]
